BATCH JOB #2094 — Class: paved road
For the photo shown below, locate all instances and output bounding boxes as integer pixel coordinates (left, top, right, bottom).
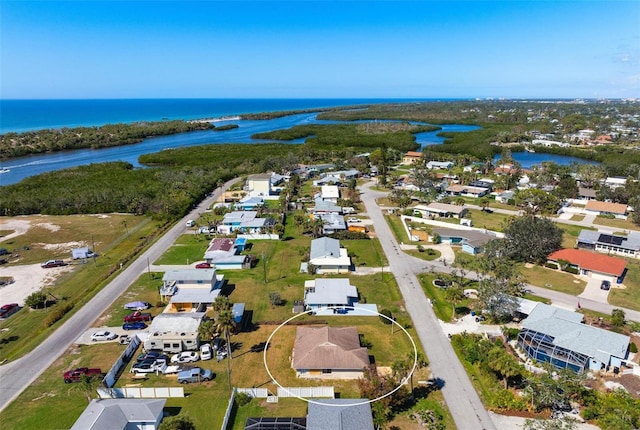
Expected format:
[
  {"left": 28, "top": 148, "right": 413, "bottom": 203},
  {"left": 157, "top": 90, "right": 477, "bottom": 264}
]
[
  {"left": 0, "top": 178, "right": 241, "bottom": 413},
  {"left": 360, "top": 182, "right": 497, "bottom": 430}
]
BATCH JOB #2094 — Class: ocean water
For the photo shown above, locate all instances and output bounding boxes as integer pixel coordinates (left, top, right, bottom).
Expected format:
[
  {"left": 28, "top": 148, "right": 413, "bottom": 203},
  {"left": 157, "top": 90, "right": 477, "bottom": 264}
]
[{"left": 0, "top": 98, "right": 451, "bottom": 134}]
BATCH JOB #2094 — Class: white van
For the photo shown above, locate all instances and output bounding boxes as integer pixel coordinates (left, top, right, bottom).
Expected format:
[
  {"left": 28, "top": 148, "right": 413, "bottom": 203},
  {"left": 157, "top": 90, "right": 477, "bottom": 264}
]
[{"left": 186, "top": 220, "right": 195, "bottom": 227}]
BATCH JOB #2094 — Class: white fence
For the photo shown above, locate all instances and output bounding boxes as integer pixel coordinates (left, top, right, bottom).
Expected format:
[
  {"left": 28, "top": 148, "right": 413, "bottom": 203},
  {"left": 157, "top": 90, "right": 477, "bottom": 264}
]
[
  {"left": 221, "top": 388, "right": 237, "bottom": 430},
  {"left": 237, "top": 233, "right": 279, "bottom": 240},
  {"left": 103, "top": 335, "right": 141, "bottom": 388},
  {"left": 237, "top": 387, "right": 269, "bottom": 398},
  {"left": 98, "top": 386, "right": 184, "bottom": 399},
  {"left": 277, "top": 386, "right": 334, "bottom": 398}
]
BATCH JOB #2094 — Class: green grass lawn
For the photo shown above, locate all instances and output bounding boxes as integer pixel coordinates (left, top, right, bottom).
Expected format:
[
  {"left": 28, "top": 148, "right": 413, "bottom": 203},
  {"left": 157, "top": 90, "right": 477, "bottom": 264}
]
[
  {"left": 154, "top": 233, "right": 211, "bottom": 265},
  {"left": 405, "top": 248, "right": 442, "bottom": 261},
  {"left": 465, "top": 209, "right": 515, "bottom": 232},
  {"left": 385, "top": 214, "right": 410, "bottom": 243},
  {"left": 593, "top": 216, "right": 640, "bottom": 231},
  {"left": 518, "top": 264, "right": 586, "bottom": 295},
  {"left": 417, "top": 273, "right": 477, "bottom": 322},
  {"left": 609, "top": 259, "right": 640, "bottom": 311},
  {"left": 0, "top": 215, "right": 161, "bottom": 362},
  {"left": 342, "top": 238, "right": 388, "bottom": 267}
]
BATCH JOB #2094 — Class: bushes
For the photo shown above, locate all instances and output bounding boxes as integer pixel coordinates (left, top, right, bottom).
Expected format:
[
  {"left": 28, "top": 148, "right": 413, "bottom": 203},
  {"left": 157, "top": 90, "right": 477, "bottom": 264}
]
[
  {"left": 328, "top": 231, "right": 369, "bottom": 240},
  {"left": 563, "top": 266, "right": 579, "bottom": 275},
  {"left": 43, "top": 301, "right": 75, "bottom": 327},
  {"left": 379, "top": 309, "right": 393, "bottom": 324},
  {"left": 630, "top": 342, "right": 638, "bottom": 354},
  {"left": 544, "top": 262, "right": 558, "bottom": 269},
  {"left": 235, "top": 392, "right": 252, "bottom": 407},
  {"left": 25, "top": 291, "right": 48, "bottom": 309}
]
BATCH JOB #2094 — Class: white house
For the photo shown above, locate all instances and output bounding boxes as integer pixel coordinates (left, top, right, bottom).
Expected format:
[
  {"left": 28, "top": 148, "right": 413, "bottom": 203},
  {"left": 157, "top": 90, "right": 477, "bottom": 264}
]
[
  {"left": 144, "top": 313, "right": 205, "bottom": 353},
  {"left": 321, "top": 185, "right": 340, "bottom": 202},
  {"left": 309, "top": 237, "right": 351, "bottom": 273},
  {"left": 71, "top": 399, "right": 166, "bottom": 430},
  {"left": 427, "top": 160, "right": 453, "bottom": 170},
  {"left": 304, "top": 278, "right": 358, "bottom": 310}
]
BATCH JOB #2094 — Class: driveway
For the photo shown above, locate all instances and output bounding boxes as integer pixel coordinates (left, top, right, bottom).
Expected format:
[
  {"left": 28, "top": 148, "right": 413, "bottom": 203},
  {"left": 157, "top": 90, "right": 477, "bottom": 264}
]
[{"left": 578, "top": 277, "right": 611, "bottom": 303}]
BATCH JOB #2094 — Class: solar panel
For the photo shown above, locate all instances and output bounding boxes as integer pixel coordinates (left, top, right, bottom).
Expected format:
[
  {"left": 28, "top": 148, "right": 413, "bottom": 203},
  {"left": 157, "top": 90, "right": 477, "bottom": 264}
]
[{"left": 598, "top": 234, "right": 625, "bottom": 246}]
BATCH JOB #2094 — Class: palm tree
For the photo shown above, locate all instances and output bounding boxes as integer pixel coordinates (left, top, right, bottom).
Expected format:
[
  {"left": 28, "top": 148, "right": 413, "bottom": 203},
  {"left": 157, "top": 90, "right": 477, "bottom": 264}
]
[{"left": 216, "top": 309, "right": 236, "bottom": 392}]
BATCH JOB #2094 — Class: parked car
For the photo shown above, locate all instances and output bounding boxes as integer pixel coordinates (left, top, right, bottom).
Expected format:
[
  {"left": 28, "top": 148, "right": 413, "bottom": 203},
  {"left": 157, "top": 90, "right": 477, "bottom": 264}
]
[
  {"left": 601, "top": 280, "right": 611, "bottom": 290},
  {"left": 122, "top": 321, "right": 147, "bottom": 331},
  {"left": 171, "top": 351, "right": 199, "bottom": 364},
  {"left": 0, "top": 303, "right": 20, "bottom": 319},
  {"left": 123, "top": 311, "right": 152, "bottom": 323},
  {"left": 347, "top": 217, "right": 360, "bottom": 223},
  {"left": 216, "top": 349, "right": 228, "bottom": 361},
  {"left": 212, "top": 337, "right": 225, "bottom": 351},
  {"left": 200, "top": 343, "right": 212, "bottom": 361},
  {"left": 90, "top": 330, "right": 118, "bottom": 342},
  {"left": 195, "top": 262, "right": 211, "bottom": 269},
  {"left": 41, "top": 259, "right": 67, "bottom": 268},
  {"left": 63, "top": 367, "right": 103, "bottom": 384},
  {"left": 177, "top": 367, "right": 212, "bottom": 384},
  {"left": 118, "top": 335, "right": 131, "bottom": 345},
  {"left": 186, "top": 219, "right": 195, "bottom": 227},
  {"left": 0, "top": 248, "right": 10, "bottom": 256},
  {"left": 131, "top": 359, "right": 166, "bottom": 373},
  {"left": 136, "top": 351, "right": 168, "bottom": 362}
]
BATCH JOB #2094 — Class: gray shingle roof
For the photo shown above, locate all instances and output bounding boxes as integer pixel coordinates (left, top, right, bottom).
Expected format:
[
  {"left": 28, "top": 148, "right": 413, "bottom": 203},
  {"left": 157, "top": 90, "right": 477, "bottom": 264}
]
[
  {"left": 71, "top": 399, "right": 165, "bottom": 430},
  {"left": 307, "top": 399, "right": 374, "bottom": 430},
  {"left": 310, "top": 237, "right": 341, "bottom": 260}
]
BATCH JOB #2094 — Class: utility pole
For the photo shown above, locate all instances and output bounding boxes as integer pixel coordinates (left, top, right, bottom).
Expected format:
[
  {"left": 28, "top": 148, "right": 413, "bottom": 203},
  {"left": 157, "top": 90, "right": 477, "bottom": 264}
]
[{"left": 91, "top": 234, "right": 96, "bottom": 267}]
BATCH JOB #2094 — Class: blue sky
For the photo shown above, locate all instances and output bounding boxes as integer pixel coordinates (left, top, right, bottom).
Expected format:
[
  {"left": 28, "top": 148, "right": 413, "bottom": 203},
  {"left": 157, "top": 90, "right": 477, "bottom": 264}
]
[{"left": 1, "top": 1, "right": 639, "bottom": 99}]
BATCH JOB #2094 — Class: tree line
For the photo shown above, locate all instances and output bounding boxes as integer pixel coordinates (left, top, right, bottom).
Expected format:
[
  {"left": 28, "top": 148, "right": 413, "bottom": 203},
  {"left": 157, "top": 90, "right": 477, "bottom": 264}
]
[{"left": 0, "top": 120, "right": 214, "bottom": 159}]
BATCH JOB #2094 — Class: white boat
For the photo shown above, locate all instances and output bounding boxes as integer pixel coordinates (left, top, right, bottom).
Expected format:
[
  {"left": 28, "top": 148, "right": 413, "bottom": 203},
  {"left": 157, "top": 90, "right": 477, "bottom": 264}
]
[{"left": 0, "top": 168, "right": 10, "bottom": 174}]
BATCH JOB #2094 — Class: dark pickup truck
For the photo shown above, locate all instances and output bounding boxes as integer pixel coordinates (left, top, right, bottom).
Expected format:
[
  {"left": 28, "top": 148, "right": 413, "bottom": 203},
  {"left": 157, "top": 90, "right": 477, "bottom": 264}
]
[
  {"left": 123, "top": 311, "right": 152, "bottom": 323},
  {"left": 63, "top": 367, "right": 104, "bottom": 383}
]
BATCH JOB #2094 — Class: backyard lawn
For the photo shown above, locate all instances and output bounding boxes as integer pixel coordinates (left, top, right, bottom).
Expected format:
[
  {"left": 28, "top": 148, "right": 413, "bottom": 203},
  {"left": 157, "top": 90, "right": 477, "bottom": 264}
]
[
  {"left": 518, "top": 264, "right": 586, "bottom": 296},
  {"left": 609, "top": 259, "right": 640, "bottom": 311}
]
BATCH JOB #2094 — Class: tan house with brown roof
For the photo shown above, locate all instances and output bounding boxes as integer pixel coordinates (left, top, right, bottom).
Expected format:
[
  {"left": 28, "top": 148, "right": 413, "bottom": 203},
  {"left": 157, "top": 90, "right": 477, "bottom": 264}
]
[
  {"left": 584, "top": 200, "right": 628, "bottom": 219},
  {"left": 402, "top": 151, "right": 423, "bottom": 165},
  {"left": 291, "top": 326, "right": 370, "bottom": 379}
]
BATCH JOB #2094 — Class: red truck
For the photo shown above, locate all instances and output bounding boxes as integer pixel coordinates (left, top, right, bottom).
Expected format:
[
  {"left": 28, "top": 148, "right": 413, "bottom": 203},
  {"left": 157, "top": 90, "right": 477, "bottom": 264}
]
[
  {"left": 123, "top": 311, "right": 152, "bottom": 323},
  {"left": 63, "top": 367, "right": 104, "bottom": 383}
]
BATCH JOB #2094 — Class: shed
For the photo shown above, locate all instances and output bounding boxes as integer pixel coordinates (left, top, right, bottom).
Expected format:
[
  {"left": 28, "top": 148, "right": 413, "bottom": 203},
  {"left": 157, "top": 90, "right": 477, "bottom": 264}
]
[{"left": 232, "top": 303, "right": 245, "bottom": 324}]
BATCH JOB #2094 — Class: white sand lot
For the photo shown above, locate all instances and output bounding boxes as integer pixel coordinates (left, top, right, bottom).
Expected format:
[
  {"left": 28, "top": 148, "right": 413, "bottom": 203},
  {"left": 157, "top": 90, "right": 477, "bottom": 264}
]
[{"left": 0, "top": 217, "right": 76, "bottom": 306}]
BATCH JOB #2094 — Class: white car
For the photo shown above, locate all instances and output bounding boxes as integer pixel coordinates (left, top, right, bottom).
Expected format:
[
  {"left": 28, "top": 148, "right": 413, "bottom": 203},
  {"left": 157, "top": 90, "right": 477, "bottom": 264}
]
[
  {"left": 200, "top": 343, "right": 212, "bottom": 361},
  {"left": 171, "top": 351, "right": 199, "bottom": 364},
  {"left": 90, "top": 331, "right": 117, "bottom": 342},
  {"left": 347, "top": 217, "right": 360, "bottom": 223}
]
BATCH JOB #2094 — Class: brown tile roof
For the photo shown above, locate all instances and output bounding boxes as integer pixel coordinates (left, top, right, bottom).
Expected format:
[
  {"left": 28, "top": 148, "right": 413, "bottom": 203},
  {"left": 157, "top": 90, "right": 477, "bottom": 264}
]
[
  {"left": 404, "top": 151, "right": 422, "bottom": 158},
  {"left": 548, "top": 248, "right": 627, "bottom": 277},
  {"left": 292, "top": 326, "right": 369, "bottom": 370},
  {"left": 585, "top": 200, "right": 628, "bottom": 215}
]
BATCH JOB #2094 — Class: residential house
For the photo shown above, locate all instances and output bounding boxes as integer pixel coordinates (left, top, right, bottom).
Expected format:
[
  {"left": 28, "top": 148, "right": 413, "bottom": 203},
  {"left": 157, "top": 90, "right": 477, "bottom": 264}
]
[
  {"left": 495, "top": 190, "right": 515, "bottom": 204},
  {"left": 308, "top": 198, "right": 343, "bottom": 215},
  {"left": 426, "top": 160, "right": 453, "bottom": 170},
  {"left": 547, "top": 248, "right": 627, "bottom": 284},
  {"left": 320, "top": 185, "right": 340, "bottom": 203},
  {"left": 217, "top": 211, "right": 275, "bottom": 234},
  {"left": 494, "top": 163, "right": 517, "bottom": 175},
  {"left": 244, "top": 399, "right": 374, "bottom": 430},
  {"left": 292, "top": 326, "right": 370, "bottom": 379},
  {"left": 309, "top": 237, "right": 351, "bottom": 273},
  {"left": 518, "top": 303, "right": 630, "bottom": 372},
  {"left": 577, "top": 230, "right": 640, "bottom": 259},
  {"left": 402, "top": 151, "right": 423, "bottom": 165},
  {"left": 316, "top": 213, "right": 347, "bottom": 235},
  {"left": 469, "top": 179, "right": 494, "bottom": 191},
  {"left": 161, "top": 269, "right": 225, "bottom": 311},
  {"left": 71, "top": 399, "right": 166, "bottom": 430},
  {"left": 577, "top": 187, "right": 597, "bottom": 201},
  {"left": 431, "top": 227, "right": 497, "bottom": 255},
  {"left": 143, "top": 313, "right": 205, "bottom": 353},
  {"left": 203, "top": 238, "right": 250, "bottom": 270},
  {"left": 413, "top": 202, "right": 468, "bottom": 219},
  {"left": 304, "top": 278, "right": 358, "bottom": 310},
  {"left": 245, "top": 173, "right": 273, "bottom": 196},
  {"left": 307, "top": 399, "right": 375, "bottom": 430},
  {"left": 445, "top": 184, "right": 489, "bottom": 198},
  {"left": 584, "top": 200, "right": 628, "bottom": 219},
  {"left": 235, "top": 195, "right": 265, "bottom": 211},
  {"left": 604, "top": 176, "right": 627, "bottom": 189}
]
